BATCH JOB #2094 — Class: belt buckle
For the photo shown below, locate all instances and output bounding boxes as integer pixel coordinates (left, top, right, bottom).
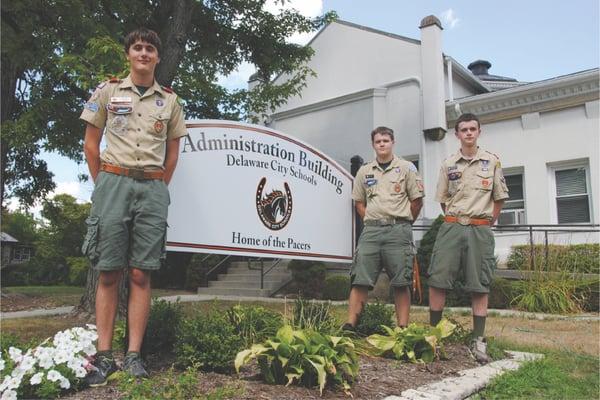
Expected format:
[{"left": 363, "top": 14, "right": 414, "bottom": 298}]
[
  {"left": 457, "top": 216, "right": 471, "bottom": 226},
  {"left": 129, "top": 168, "right": 146, "bottom": 180}
]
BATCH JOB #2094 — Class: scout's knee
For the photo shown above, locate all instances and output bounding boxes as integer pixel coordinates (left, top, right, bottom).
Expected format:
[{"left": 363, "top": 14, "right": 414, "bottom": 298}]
[
  {"left": 129, "top": 268, "right": 150, "bottom": 288},
  {"left": 98, "top": 270, "right": 121, "bottom": 287}
]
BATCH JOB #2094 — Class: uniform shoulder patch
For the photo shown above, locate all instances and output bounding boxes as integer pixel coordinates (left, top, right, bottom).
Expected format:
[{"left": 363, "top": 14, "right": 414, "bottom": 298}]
[
  {"left": 407, "top": 162, "right": 418, "bottom": 172},
  {"left": 161, "top": 85, "right": 174, "bottom": 94}
]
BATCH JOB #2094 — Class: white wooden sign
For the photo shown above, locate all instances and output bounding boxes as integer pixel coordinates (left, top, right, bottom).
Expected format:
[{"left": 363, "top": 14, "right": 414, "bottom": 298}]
[{"left": 167, "top": 120, "right": 354, "bottom": 263}]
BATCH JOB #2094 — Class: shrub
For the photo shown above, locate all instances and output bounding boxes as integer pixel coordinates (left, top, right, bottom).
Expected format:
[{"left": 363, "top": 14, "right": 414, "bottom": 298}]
[
  {"left": 227, "top": 305, "right": 283, "bottom": 347},
  {"left": 184, "top": 254, "right": 226, "bottom": 290},
  {"left": 576, "top": 279, "right": 600, "bottom": 312},
  {"left": 235, "top": 325, "right": 359, "bottom": 395},
  {"left": 117, "top": 299, "right": 184, "bottom": 356},
  {"left": 355, "top": 301, "right": 394, "bottom": 336},
  {"left": 417, "top": 215, "right": 445, "bottom": 275},
  {"left": 287, "top": 260, "right": 327, "bottom": 299},
  {"left": 151, "top": 252, "right": 193, "bottom": 289},
  {"left": 507, "top": 244, "right": 599, "bottom": 274},
  {"left": 511, "top": 272, "right": 586, "bottom": 314},
  {"left": 367, "top": 320, "right": 455, "bottom": 363},
  {"left": 175, "top": 309, "right": 244, "bottom": 373},
  {"left": 66, "top": 257, "right": 88, "bottom": 286},
  {"left": 289, "top": 298, "right": 337, "bottom": 334},
  {"left": 323, "top": 274, "right": 350, "bottom": 300},
  {"left": 488, "top": 278, "right": 517, "bottom": 309}
]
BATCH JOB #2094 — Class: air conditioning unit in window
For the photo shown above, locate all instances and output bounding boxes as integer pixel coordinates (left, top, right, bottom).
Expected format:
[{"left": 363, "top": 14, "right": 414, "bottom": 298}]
[{"left": 498, "top": 209, "right": 526, "bottom": 225}]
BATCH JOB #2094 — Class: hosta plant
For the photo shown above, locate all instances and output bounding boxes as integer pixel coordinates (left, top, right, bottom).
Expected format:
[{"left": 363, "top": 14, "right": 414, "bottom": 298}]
[
  {"left": 367, "top": 319, "right": 455, "bottom": 363},
  {"left": 235, "top": 325, "right": 358, "bottom": 395}
]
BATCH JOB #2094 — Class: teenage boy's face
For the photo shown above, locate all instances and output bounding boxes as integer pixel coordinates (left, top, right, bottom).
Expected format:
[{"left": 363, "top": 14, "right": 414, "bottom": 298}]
[
  {"left": 455, "top": 120, "right": 480, "bottom": 147},
  {"left": 126, "top": 40, "right": 160, "bottom": 75},
  {"left": 372, "top": 133, "right": 394, "bottom": 159}
]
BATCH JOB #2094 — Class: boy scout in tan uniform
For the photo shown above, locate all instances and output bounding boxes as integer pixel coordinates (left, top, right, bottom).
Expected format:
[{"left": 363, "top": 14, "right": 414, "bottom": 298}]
[
  {"left": 428, "top": 113, "right": 508, "bottom": 363},
  {"left": 343, "top": 126, "right": 424, "bottom": 331},
  {"left": 80, "top": 28, "right": 187, "bottom": 385}
]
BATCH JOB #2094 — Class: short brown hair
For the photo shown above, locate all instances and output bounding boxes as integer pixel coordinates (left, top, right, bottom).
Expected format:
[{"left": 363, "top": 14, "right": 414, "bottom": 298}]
[
  {"left": 371, "top": 126, "right": 394, "bottom": 142},
  {"left": 454, "top": 113, "right": 480, "bottom": 131},
  {"left": 124, "top": 28, "right": 162, "bottom": 56}
]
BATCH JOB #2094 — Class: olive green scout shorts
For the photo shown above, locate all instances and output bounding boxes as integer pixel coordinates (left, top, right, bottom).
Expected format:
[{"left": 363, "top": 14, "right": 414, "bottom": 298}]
[
  {"left": 350, "top": 222, "right": 414, "bottom": 289},
  {"left": 81, "top": 171, "right": 170, "bottom": 271},
  {"left": 427, "top": 222, "right": 496, "bottom": 293}
]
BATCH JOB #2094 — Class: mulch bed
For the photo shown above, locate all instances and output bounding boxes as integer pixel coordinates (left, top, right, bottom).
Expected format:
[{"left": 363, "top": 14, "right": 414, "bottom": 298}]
[
  {"left": 0, "top": 293, "right": 63, "bottom": 312},
  {"left": 63, "top": 344, "right": 478, "bottom": 399}
]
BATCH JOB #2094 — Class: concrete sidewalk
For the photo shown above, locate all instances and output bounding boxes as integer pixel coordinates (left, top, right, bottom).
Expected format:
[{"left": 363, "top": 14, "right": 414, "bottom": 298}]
[{"left": 2, "top": 294, "right": 599, "bottom": 321}]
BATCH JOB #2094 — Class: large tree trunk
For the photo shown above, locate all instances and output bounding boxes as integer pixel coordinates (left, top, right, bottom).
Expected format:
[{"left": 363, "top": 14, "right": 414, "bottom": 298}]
[
  {"left": 73, "top": 268, "right": 128, "bottom": 318},
  {"left": 155, "top": 0, "right": 194, "bottom": 86}
]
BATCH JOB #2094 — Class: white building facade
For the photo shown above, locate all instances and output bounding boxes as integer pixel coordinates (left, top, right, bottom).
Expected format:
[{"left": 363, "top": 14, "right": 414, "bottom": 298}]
[{"left": 258, "top": 17, "right": 600, "bottom": 260}]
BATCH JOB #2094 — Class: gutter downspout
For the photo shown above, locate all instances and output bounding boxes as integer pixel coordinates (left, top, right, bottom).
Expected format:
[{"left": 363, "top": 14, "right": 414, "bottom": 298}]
[{"left": 446, "top": 56, "right": 454, "bottom": 102}]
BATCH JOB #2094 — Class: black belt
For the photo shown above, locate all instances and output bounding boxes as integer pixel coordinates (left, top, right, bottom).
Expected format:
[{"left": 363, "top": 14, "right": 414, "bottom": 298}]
[{"left": 364, "top": 218, "right": 410, "bottom": 226}]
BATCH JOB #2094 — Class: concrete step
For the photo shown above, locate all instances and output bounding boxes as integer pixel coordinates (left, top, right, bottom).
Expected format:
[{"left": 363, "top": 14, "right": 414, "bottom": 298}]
[
  {"left": 197, "top": 287, "right": 272, "bottom": 297},
  {"left": 228, "top": 261, "right": 284, "bottom": 269},
  {"left": 217, "top": 272, "right": 290, "bottom": 280},
  {"left": 211, "top": 278, "right": 288, "bottom": 285},
  {"left": 225, "top": 265, "right": 289, "bottom": 273},
  {"left": 208, "top": 281, "right": 281, "bottom": 290}
]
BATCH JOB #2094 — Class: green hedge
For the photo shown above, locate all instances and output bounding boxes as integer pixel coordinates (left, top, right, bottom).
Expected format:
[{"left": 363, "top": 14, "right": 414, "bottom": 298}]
[
  {"left": 507, "top": 244, "right": 599, "bottom": 274},
  {"left": 323, "top": 274, "right": 350, "bottom": 300},
  {"left": 287, "top": 260, "right": 327, "bottom": 299}
]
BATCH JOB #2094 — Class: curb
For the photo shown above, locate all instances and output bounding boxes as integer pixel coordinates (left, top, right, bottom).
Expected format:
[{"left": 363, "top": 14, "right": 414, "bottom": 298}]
[
  {"left": 384, "top": 351, "right": 543, "bottom": 400},
  {"left": 1, "top": 295, "right": 598, "bottom": 321}
]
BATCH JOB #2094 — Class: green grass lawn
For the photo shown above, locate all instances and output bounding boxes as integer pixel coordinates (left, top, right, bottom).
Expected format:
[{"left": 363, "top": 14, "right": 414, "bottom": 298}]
[
  {"left": 473, "top": 339, "right": 600, "bottom": 399},
  {"left": 2, "top": 285, "right": 84, "bottom": 296}
]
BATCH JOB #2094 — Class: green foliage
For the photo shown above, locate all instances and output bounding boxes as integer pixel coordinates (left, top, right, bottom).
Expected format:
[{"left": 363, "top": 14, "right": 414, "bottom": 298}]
[
  {"left": 0, "top": 333, "right": 24, "bottom": 354},
  {"left": 117, "top": 365, "right": 243, "bottom": 400},
  {"left": 355, "top": 301, "right": 394, "bottom": 336},
  {"left": 507, "top": 243, "right": 599, "bottom": 273},
  {"left": 66, "top": 256, "right": 88, "bottom": 286},
  {"left": 151, "top": 252, "right": 193, "bottom": 289},
  {"left": 0, "top": 209, "right": 38, "bottom": 243},
  {"left": 287, "top": 260, "right": 327, "bottom": 298},
  {"left": 175, "top": 309, "right": 244, "bottom": 373},
  {"left": 2, "top": 0, "right": 336, "bottom": 207},
  {"left": 323, "top": 274, "right": 350, "bottom": 300},
  {"left": 143, "top": 299, "right": 185, "bottom": 356},
  {"left": 511, "top": 273, "right": 587, "bottom": 314},
  {"left": 416, "top": 215, "right": 445, "bottom": 274},
  {"left": 226, "top": 305, "right": 283, "bottom": 347},
  {"left": 474, "top": 350, "right": 599, "bottom": 400},
  {"left": 366, "top": 320, "right": 456, "bottom": 363},
  {"left": 184, "top": 254, "right": 226, "bottom": 290},
  {"left": 235, "top": 325, "right": 359, "bottom": 395},
  {"left": 289, "top": 298, "right": 337, "bottom": 334}
]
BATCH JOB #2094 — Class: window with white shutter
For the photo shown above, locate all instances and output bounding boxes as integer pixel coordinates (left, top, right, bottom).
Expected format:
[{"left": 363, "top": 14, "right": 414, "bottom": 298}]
[{"left": 554, "top": 166, "right": 591, "bottom": 224}]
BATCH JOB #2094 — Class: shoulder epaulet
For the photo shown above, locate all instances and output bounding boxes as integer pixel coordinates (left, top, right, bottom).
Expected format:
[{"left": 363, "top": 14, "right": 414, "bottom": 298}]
[
  {"left": 161, "top": 85, "right": 175, "bottom": 94},
  {"left": 485, "top": 150, "right": 500, "bottom": 159},
  {"left": 109, "top": 77, "right": 122, "bottom": 83}
]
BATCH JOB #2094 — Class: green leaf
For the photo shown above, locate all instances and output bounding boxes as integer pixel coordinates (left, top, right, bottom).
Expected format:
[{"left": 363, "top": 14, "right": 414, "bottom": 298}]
[
  {"left": 277, "top": 325, "right": 294, "bottom": 344},
  {"left": 234, "top": 349, "right": 254, "bottom": 372},
  {"left": 436, "top": 319, "right": 456, "bottom": 338},
  {"left": 305, "top": 355, "right": 327, "bottom": 394}
]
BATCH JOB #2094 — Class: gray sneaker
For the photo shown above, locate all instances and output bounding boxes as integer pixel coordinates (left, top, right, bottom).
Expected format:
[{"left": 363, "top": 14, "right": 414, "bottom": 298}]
[
  {"left": 85, "top": 354, "right": 118, "bottom": 387},
  {"left": 123, "top": 352, "right": 149, "bottom": 378},
  {"left": 469, "top": 336, "right": 492, "bottom": 364}
]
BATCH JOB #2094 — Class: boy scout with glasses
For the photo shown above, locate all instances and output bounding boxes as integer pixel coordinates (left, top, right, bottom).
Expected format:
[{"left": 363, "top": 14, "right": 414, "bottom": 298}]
[
  {"left": 343, "top": 126, "right": 424, "bottom": 331},
  {"left": 80, "top": 28, "right": 187, "bottom": 385},
  {"left": 428, "top": 113, "right": 508, "bottom": 363}
]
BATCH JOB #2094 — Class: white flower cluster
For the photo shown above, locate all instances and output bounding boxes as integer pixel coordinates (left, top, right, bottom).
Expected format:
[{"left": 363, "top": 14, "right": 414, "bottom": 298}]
[{"left": 0, "top": 325, "right": 98, "bottom": 400}]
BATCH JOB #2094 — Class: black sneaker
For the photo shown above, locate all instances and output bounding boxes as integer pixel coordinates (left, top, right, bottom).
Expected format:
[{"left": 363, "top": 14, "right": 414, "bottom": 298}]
[
  {"left": 341, "top": 323, "right": 356, "bottom": 333},
  {"left": 85, "top": 354, "right": 118, "bottom": 387},
  {"left": 123, "top": 352, "right": 149, "bottom": 378}
]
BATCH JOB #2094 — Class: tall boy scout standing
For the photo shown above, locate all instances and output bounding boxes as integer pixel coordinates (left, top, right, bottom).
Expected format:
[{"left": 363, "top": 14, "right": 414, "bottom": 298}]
[
  {"left": 343, "top": 126, "right": 424, "bottom": 330},
  {"left": 428, "top": 113, "right": 508, "bottom": 363},
  {"left": 80, "top": 28, "right": 187, "bottom": 385}
]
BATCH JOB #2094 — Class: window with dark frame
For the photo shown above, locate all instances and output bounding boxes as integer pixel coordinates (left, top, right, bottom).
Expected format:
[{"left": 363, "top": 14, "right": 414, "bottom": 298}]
[
  {"left": 498, "top": 174, "right": 525, "bottom": 225},
  {"left": 555, "top": 167, "right": 591, "bottom": 224}
]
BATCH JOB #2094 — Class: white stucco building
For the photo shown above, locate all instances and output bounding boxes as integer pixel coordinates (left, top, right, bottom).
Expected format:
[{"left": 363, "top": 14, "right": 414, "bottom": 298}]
[{"left": 254, "top": 16, "right": 600, "bottom": 260}]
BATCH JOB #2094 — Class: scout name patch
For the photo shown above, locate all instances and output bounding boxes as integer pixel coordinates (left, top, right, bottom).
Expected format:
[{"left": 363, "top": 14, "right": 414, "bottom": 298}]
[{"left": 448, "top": 172, "right": 462, "bottom": 181}]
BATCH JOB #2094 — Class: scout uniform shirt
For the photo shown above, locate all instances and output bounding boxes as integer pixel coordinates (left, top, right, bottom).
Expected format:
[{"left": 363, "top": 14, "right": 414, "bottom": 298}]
[
  {"left": 80, "top": 75, "right": 187, "bottom": 169},
  {"left": 352, "top": 156, "right": 424, "bottom": 221},
  {"left": 435, "top": 148, "right": 509, "bottom": 219}
]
